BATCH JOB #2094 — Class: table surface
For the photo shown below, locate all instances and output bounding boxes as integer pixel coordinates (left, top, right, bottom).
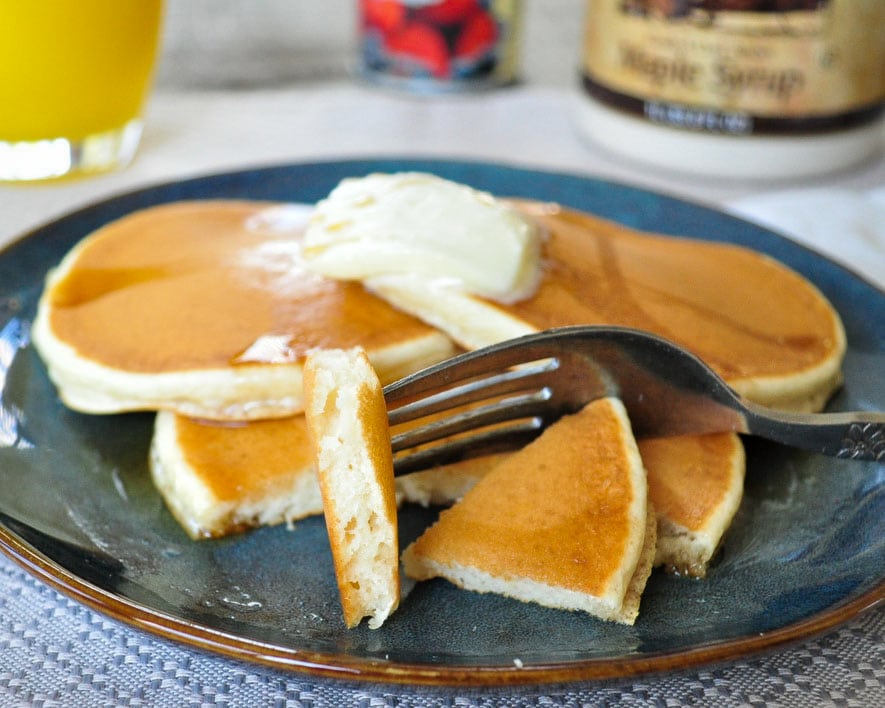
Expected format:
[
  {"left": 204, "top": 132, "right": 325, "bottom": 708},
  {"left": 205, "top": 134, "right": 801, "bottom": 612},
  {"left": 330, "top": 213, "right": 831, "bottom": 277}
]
[{"left": 1, "top": 81, "right": 883, "bottom": 707}]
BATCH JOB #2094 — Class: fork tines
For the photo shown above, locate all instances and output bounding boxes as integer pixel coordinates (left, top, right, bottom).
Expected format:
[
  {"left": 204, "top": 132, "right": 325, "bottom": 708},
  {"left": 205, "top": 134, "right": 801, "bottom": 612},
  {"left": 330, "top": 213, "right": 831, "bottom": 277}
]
[{"left": 386, "top": 357, "right": 559, "bottom": 475}]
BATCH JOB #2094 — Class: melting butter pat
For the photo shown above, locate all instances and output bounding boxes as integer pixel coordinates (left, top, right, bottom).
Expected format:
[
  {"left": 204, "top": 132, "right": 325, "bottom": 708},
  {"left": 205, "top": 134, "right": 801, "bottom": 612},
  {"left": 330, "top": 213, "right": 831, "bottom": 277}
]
[{"left": 302, "top": 172, "right": 542, "bottom": 303}]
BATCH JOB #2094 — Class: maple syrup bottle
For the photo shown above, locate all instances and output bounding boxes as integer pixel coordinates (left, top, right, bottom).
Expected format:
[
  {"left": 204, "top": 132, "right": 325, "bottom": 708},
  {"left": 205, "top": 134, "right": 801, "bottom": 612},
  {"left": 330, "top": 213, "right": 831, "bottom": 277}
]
[
  {"left": 357, "top": 0, "right": 522, "bottom": 92},
  {"left": 576, "top": 0, "right": 884, "bottom": 178}
]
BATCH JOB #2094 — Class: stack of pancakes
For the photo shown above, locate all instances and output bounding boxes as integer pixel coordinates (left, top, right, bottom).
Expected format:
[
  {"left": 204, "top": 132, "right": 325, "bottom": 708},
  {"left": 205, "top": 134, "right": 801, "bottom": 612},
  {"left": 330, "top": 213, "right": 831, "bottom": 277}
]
[{"left": 33, "top": 178, "right": 846, "bottom": 627}]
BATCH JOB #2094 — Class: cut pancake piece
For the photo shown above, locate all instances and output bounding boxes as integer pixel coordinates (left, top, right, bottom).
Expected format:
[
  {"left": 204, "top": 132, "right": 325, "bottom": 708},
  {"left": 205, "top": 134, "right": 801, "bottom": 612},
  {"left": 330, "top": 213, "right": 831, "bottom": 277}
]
[
  {"left": 400, "top": 433, "right": 744, "bottom": 579},
  {"left": 303, "top": 347, "right": 400, "bottom": 629},
  {"left": 32, "top": 200, "right": 454, "bottom": 420},
  {"left": 151, "top": 397, "right": 740, "bottom": 584},
  {"left": 366, "top": 199, "right": 845, "bottom": 413},
  {"left": 149, "top": 411, "right": 323, "bottom": 540},
  {"left": 402, "top": 398, "right": 655, "bottom": 625},
  {"left": 639, "top": 432, "right": 745, "bottom": 578},
  {"left": 398, "top": 434, "right": 745, "bottom": 580},
  {"left": 149, "top": 410, "right": 501, "bottom": 540}
]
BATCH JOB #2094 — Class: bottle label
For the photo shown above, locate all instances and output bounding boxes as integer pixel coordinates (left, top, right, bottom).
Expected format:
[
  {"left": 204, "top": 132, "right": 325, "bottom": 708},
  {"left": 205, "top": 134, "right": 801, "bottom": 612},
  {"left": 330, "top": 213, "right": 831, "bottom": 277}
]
[{"left": 582, "top": 0, "right": 885, "bottom": 134}]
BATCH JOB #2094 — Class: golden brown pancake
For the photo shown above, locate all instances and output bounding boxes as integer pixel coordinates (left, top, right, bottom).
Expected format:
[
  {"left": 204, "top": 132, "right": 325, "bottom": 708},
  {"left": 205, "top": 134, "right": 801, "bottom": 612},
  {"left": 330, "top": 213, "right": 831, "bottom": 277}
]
[
  {"left": 33, "top": 200, "right": 454, "bottom": 420},
  {"left": 399, "top": 433, "right": 744, "bottom": 578},
  {"left": 639, "top": 432, "right": 745, "bottom": 577},
  {"left": 141, "top": 195, "right": 755, "bottom": 592},
  {"left": 398, "top": 432, "right": 745, "bottom": 579},
  {"left": 150, "top": 412, "right": 323, "bottom": 539},
  {"left": 150, "top": 409, "right": 508, "bottom": 540},
  {"left": 368, "top": 201, "right": 846, "bottom": 412},
  {"left": 401, "top": 398, "right": 655, "bottom": 625}
]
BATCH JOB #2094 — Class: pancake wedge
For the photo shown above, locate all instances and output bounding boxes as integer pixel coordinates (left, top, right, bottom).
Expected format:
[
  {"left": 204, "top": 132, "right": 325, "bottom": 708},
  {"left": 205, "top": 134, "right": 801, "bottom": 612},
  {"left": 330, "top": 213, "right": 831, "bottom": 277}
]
[
  {"left": 150, "top": 412, "right": 323, "bottom": 540},
  {"left": 303, "top": 347, "right": 400, "bottom": 629},
  {"left": 393, "top": 455, "right": 509, "bottom": 508},
  {"left": 362, "top": 198, "right": 845, "bottom": 413},
  {"left": 639, "top": 432, "right": 745, "bottom": 578},
  {"left": 32, "top": 200, "right": 454, "bottom": 420},
  {"left": 152, "top": 401, "right": 741, "bottom": 583},
  {"left": 400, "top": 433, "right": 743, "bottom": 579},
  {"left": 150, "top": 410, "right": 503, "bottom": 540},
  {"left": 398, "top": 432, "right": 745, "bottom": 580},
  {"left": 402, "top": 398, "right": 655, "bottom": 625}
]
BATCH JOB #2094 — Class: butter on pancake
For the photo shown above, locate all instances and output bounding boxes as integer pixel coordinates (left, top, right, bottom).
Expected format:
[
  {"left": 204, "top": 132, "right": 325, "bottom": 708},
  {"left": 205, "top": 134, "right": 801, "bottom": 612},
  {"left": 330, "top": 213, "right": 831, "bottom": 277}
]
[
  {"left": 32, "top": 200, "right": 455, "bottom": 420},
  {"left": 302, "top": 172, "right": 543, "bottom": 304},
  {"left": 639, "top": 433, "right": 745, "bottom": 578},
  {"left": 363, "top": 198, "right": 845, "bottom": 413},
  {"left": 303, "top": 347, "right": 400, "bottom": 629},
  {"left": 402, "top": 398, "right": 656, "bottom": 625}
]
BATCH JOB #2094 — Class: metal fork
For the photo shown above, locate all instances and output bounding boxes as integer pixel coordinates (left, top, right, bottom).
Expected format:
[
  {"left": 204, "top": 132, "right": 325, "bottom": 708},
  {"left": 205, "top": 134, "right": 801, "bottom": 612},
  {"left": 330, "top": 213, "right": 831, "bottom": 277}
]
[{"left": 383, "top": 325, "right": 885, "bottom": 474}]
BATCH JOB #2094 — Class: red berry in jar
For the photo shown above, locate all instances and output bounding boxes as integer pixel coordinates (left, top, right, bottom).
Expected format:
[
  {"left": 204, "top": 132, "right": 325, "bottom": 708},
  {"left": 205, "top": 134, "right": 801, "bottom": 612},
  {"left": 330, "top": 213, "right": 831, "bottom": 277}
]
[
  {"left": 454, "top": 9, "right": 498, "bottom": 61},
  {"left": 385, "top": 21, "right": 451, "bottom": 78},
  {"left": 361, "top": 0, "right": 407, "bottom": 33},
  {"left": 415, "top": 0, "right": 481, "bottom": 26}
]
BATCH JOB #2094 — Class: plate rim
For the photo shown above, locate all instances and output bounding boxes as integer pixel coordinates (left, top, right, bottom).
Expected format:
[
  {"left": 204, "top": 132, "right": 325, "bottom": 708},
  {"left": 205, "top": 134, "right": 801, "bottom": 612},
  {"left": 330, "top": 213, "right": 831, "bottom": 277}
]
[
  {"left": 1, "top": 157, "right": 883, "bottom": 686},
  {"left": 1, "top": 526, "right": 882, "bottom": 686}
]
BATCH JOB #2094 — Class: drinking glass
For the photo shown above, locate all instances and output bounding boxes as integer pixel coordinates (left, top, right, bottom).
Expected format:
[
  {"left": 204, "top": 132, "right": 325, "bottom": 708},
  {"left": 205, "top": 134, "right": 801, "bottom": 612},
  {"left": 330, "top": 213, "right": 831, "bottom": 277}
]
[{"left": 0, "top": 1, "right": 164, "bottom": 181}]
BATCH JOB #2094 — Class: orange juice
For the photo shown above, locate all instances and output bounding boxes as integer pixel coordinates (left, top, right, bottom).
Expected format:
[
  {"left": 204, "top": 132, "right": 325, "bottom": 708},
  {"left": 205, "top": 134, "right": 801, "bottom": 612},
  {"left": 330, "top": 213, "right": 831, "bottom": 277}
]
[{"left": 0, "top": 1, "right": 163, "bottom": 179}]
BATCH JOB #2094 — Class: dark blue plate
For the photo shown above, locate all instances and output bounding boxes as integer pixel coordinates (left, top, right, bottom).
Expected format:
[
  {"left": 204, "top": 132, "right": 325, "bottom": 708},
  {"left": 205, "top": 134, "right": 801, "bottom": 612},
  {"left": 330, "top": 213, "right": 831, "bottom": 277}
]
[{"left": 0, "top": 159, "right": 882, "bottom": 686}]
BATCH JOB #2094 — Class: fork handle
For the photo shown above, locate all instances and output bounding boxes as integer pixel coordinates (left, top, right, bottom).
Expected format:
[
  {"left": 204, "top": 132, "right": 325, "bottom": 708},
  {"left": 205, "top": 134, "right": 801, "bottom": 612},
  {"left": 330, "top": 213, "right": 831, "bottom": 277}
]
[{"left": 743, "top": 404, "right": 885, "bottom": 461}]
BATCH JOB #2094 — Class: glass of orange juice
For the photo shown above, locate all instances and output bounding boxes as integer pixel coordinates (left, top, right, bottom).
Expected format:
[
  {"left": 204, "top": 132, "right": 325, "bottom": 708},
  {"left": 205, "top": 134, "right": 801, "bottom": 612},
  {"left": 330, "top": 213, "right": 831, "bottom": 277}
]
[{"left": 0, "top": 1, "right": 164, "bottom": 182}]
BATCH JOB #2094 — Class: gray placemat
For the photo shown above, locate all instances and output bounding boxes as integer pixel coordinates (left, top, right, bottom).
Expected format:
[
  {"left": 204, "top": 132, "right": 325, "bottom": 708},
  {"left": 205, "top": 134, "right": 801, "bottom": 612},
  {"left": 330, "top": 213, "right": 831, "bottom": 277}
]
[{"left": 2, "top": 553, "right": 882, "bottom": 707}]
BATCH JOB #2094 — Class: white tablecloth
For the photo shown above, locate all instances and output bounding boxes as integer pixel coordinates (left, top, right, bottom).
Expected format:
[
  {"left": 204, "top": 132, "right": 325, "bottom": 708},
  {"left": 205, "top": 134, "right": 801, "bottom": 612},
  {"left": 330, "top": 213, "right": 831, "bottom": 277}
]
[{"left": 1, "top": 83, "right": 883, "bottom": 707}]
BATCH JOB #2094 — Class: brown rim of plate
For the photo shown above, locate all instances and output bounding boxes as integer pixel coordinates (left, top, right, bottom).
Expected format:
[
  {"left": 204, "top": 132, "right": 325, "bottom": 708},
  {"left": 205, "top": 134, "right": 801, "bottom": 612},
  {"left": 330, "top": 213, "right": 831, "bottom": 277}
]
[{"left": 1, "top": 524, "right": 882, "bottom": 688}]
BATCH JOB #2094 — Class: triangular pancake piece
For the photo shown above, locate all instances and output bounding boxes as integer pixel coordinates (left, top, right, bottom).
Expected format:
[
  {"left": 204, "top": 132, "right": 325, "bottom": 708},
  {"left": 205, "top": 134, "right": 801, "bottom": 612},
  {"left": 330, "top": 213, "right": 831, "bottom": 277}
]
[
  {"left": 402, "top": 397, "right": 655, "bottom": 625},
  {"left": 640, "top": 432, "right": 745, "bottom": 577},
  {"left": 150, "top": 412, "right": 742, "bottom": 587}
]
